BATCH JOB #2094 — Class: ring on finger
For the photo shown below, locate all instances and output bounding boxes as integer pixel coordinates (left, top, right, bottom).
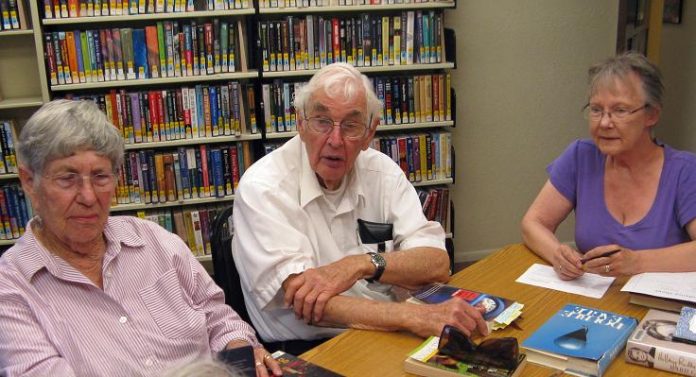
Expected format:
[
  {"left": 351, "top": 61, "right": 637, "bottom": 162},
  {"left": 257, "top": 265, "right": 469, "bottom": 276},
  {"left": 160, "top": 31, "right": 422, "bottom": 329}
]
[
  {"left": 264, "top": 354, "right": 272, "bottom": 360},
  {"left": 255, "top": 361, "right": 263, "bottom": 367},
  {"left": 604, "top": 264, "right": 611, "bottom": 273}
]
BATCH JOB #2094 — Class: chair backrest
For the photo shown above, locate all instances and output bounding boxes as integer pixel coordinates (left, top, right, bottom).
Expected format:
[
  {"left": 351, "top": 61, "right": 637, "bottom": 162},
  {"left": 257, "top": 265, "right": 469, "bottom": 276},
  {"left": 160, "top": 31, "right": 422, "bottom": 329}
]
[{"left": 209, "top": 206, "right": 253, "bottom": 326}]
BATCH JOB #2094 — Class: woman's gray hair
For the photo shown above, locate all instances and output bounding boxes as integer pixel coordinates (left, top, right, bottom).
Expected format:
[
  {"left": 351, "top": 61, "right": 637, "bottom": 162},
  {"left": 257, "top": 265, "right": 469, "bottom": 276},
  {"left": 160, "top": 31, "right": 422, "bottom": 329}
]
[
  {"left": 293, "top": 62, "right": 383, "bottom": 126},
  {"left": 587, "top": 51, "right": 664, "bottom": 109},
  {"left": 17, "top": 99, "right": 124, "bottom": 179}
]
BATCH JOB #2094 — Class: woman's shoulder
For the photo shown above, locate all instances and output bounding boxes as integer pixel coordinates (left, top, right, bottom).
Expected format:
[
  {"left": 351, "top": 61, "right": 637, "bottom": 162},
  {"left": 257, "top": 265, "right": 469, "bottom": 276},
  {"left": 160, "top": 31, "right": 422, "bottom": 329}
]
[
  {"left": 555, "top": 139, "right": 602, "bottom": 164},
  {"left": 665, "top": 144, "right": 696, "bottom": 167},
  {"left": 568, "top": 139, "right": 600, "bottom": 153}
]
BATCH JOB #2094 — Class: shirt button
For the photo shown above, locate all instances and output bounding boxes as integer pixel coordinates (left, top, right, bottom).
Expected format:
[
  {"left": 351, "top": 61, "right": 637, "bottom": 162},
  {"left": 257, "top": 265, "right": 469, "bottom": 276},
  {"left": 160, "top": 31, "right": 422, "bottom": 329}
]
[
  {"left": 145, "top": 358, "right": 154, "bottom": 367},
  {"left": 119, "top": 316, "right": 128, "bottom": 324}
]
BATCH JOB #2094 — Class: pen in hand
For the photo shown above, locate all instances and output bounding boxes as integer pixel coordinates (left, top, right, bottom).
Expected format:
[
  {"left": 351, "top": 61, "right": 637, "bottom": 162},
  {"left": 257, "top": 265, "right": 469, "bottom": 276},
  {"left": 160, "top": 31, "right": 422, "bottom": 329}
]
[{"left": 581, "top": 248, "right": 621, "bottom": 265}]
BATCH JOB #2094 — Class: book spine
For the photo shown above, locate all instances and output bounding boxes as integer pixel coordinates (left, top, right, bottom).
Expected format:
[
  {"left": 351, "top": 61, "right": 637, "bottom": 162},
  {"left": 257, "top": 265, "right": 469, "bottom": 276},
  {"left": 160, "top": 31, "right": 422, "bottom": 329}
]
[
  {"left": 626, "top": 340, "right": 696, "bottom": 376},
  {"left": 210, "top": 148, "right": 224, "bottom": 198}
]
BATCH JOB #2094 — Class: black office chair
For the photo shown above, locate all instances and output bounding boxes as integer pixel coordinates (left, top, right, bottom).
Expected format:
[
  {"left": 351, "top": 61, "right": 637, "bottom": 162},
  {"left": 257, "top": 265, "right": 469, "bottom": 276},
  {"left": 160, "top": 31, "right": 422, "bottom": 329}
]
[
  {"left": 209, "top": 206, "right": 253, "bottom": 327},
  {"left": 210, "top": 206, "right": 330, "bottom": 354}
]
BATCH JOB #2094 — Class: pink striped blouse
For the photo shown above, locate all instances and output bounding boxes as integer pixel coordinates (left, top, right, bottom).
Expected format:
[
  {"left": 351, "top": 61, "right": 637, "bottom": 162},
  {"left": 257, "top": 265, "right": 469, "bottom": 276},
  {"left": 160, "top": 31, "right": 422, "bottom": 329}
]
[{"left": 0, "top": 216, "right": 259, "bottom": 377}]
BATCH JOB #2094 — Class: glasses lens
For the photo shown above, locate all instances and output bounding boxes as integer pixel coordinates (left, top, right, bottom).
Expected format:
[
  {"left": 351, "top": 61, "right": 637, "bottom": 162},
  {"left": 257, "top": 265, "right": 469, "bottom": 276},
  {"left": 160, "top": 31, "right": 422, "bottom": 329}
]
[
  {"left": 341, "top": 122, "right": 366, "bottom": 139},
  {"left": 308, "top": 118, "right": 333, "bottom": 134},
  {"left": 92, "top": 174, "right": 115, "bottom": 191},
  {"left": 53, "top": 174, "right": 79, "bottom": 189}
]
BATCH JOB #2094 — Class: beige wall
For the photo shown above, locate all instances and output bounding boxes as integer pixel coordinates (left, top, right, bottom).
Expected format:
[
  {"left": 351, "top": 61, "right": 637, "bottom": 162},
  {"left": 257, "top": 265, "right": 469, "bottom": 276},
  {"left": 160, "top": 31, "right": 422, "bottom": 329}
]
[
  {"left": 446, "top": 1, "right": 619, "bottom": 260},
  {"left": 658, "top": 1, "right": 696, "bottom": 150}
]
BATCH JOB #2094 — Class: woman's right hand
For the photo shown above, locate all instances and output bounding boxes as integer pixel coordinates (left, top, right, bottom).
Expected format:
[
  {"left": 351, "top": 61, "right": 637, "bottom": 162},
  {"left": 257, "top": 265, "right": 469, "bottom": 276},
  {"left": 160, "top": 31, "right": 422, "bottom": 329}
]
[{"left": 552, "top": 244, "right": 584, "bottom": 280}]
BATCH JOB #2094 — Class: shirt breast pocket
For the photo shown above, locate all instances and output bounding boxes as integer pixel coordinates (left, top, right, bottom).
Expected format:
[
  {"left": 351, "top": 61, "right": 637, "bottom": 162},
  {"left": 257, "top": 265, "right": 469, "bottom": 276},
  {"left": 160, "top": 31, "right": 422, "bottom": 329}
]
[{"left": 139, "top": 269, "right": 206, "bottom": 339}]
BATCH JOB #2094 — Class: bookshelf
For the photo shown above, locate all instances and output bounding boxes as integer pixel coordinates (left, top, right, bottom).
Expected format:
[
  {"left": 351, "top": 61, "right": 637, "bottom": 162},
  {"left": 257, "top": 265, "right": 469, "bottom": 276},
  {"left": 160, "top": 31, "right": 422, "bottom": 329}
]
[
  {"left": 0, "top": 0, "right": 457, "bottom": 265},
  {"left": 0, "top": 1, "right": 261, "bottom": 262},
  {"left": 0, "top": 0, "right": 45, "bottom": 253},
  {"left": 257, "top": 1, "right": 456, "bottom": 236}
]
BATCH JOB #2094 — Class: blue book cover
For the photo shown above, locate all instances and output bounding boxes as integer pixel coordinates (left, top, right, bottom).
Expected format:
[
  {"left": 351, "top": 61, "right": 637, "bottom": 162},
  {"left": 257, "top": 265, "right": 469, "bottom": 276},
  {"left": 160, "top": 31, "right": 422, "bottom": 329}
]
[
  {"left": 132, "top": 28, "right": 148, "bottom": 79},
  {"left": 210, "top": 148, "right": 224, "bottom": 198},
  {"left": 675, "top": 306, "right": 696, "bottom": 344},
  {"left": 177, "top": 147, "right": 191, "bottom": 199},
  {"left": 73, "top": 31, "right": 85, "bottom": 83},
  {"left": 410, "top": 283, "right": 523, "bottom": 331},
  {"left": 523, "top": 304, "right": 637, "bottom": 377}
]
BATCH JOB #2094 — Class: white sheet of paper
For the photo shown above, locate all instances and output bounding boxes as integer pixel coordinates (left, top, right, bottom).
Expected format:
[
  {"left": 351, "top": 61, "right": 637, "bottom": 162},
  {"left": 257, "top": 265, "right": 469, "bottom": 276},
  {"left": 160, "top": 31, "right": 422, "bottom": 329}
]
[
  {"left": 515, "top": 263, "right": 615, "bottom": 299},
  {"left": 621, "top": 272, "right": 696, "bottom": 303}
]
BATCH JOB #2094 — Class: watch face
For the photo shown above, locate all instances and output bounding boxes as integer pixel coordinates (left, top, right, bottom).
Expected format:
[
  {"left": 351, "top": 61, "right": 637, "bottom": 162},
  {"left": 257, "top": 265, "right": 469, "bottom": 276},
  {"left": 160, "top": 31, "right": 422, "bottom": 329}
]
[{"left": 368, "top": 252, "right": 386, "bottom": 282}]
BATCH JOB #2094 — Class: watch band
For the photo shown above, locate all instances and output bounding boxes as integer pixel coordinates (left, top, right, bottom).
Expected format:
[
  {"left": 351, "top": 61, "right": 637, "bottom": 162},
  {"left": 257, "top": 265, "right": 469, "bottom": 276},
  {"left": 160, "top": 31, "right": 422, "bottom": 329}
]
[{"left": 366, "top": 252, "right": 386, "bottom": 283}]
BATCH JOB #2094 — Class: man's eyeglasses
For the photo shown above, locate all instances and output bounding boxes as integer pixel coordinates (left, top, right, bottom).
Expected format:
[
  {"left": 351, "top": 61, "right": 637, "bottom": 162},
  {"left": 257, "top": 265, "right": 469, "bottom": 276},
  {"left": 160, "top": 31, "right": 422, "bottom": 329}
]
[
  {"left": 583, "top": 104, "right": 649, "bottom": 122},
  {"left": 304, "top": 116, "right": 370, "bottom": 140},
  {"left": 46, "top": 172, "right": 116, "bottom": 192}
]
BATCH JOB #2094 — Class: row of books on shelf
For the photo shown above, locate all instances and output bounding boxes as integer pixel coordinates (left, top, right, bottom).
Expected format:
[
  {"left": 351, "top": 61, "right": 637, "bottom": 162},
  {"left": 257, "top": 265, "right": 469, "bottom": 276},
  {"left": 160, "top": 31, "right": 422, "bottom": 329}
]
[
  {"left": 63, "top": 81, "right": 257, "bottom": 145},
  {"left": 376, "top": 73, "right": 451, "bottom": 125},
  {"left": 42, "top": 0, "right": 250, "bottom": 19},
  {"left": 0, "top": 120, "right": 18, "bottom": 175},
  {"left": 113, "top": 142, "right": 253, "bottom": 206},
  {"left": 259, "top": 11, "right": 444, "bottom": 72},
  {"left": 44, "top": 19, "right": 245, "bottom": 86},
  {"left": 0, "top": 0, "right": 26, "bottom": 31},
  {"left": 135, "top": 203, "right": 227, "bottom": 256},
  {"left": 261, "top": 72, "right": 451, "bottom": 135},
  {"left": 370, "top": 131, "right": 452, "bottom": 183},
  {"left": 0, "top": 183, "right": 31, "bottom": 241},
  {"left": 416, "top": 186, "right": 448, "bottom": 232},
  {"left": 259, "top": 0, "right": 451, "bottom": 8}
]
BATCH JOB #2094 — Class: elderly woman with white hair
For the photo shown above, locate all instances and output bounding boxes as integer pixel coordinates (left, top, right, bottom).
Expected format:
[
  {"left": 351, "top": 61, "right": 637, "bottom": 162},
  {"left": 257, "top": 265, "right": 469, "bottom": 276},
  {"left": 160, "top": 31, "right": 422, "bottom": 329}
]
[{"left": 0, "top": 100, "right": 280, "bottom": 377}]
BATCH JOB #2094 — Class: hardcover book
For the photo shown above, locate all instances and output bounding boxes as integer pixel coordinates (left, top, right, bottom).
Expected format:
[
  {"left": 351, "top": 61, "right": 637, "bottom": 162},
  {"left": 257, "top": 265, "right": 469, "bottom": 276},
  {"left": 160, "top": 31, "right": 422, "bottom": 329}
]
[
  {"left": 409, "top": 283, "right": 523, "bottom": 331},
  {"left": 522, "top": 304, "right": 637, "bottom": 377},
  {"left": 625, "top": 309, "right": 696, "bottom": 376},
  {"left": 271, "top": 350, "right": 343, "bottom": 376},
  {"left": 675, "top": 306, "right": 696, "bottom": 344}
]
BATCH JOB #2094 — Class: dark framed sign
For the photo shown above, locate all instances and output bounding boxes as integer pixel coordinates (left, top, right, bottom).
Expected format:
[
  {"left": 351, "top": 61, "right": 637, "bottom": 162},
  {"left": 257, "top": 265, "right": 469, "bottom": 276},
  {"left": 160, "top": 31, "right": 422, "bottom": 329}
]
[{"left": 663, "top": 0, "right": 683, "bottom": 24}]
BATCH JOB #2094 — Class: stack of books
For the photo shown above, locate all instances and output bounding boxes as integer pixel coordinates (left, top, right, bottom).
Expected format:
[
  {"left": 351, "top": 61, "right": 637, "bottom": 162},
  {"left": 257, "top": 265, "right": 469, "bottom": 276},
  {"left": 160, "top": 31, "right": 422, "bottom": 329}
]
[
  {"left": 625, "top": 308, "right": 696, "bottom": 376},
  {"left": 621, "top": 271, "right": 696, "bottom": 313}
]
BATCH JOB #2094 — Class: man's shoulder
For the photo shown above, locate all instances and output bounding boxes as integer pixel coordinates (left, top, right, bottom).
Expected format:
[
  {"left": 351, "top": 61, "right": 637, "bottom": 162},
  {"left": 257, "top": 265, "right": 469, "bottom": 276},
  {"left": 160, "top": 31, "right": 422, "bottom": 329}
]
[
  {"left": 240, "top": 137, "right": 301, "bottom": 188},
  {"left": 356, "top": 147, "right": 404, "bottom": 175}
]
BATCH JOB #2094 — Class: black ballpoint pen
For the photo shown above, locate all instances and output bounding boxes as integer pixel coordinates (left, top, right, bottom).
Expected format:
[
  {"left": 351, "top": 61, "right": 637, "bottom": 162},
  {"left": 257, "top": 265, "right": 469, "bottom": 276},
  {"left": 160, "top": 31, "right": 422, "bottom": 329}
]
[{"left": 581, "top": 248, "right": 621, "bottom": 264}]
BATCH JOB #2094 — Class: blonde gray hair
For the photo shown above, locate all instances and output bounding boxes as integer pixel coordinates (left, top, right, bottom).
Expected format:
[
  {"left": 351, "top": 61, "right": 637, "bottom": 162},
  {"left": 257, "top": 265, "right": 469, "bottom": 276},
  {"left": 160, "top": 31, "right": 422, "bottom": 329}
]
[{"left": 17, "top": 99, "right": 124, "bottom": 180}]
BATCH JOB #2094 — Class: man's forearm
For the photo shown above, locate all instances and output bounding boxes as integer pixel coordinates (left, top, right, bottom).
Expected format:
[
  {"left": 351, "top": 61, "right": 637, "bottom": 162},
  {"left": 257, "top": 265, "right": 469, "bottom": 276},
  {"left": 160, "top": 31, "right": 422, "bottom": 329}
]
[
  {"left": 314, "top": 295, "right": 419, "bottom": 333},
  {"left": 314, "top": 293, "right": 488, "bottom": 339},
  {"left": 377, "top": 247, "right": 450, "bottom": 289}
]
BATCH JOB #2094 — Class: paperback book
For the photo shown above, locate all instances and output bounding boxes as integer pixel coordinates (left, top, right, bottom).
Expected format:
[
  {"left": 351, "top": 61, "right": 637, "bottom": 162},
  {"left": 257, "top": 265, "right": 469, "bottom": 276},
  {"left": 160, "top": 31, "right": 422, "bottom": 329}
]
[
  {"left": 404, "top": 325, "right": 526, "bottom": 377},
  {"left": 271, "top": 350, "right": 343, "bottom": 376},
  {"left": 409, "top": 283, "right": 523, "bottom": 331},
  {"left": 522, "top": 304, "right": 637, "bottom": 377},
  {"left": 625, "top": 308, "right": 696, "bottom": 376}
]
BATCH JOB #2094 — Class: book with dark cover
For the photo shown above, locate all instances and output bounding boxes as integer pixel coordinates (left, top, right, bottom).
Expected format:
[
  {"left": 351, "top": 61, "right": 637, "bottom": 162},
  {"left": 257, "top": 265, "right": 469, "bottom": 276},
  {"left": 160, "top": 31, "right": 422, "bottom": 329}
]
[
  {"left": 271, "top": 350, "right": 343, "bottom": 376},
  {"left": 625, "top": 309, "right": 696, "bottom": 376},
  {"left": 409, "top": 283, "right": 523, "bottom": 331},
  {"left": 405, "top": 334, "right": 527, "bottom": 377},
  {"left": 218, "top": 345, "right": 255, "bottom": 377},
  {"left": 522, "top": 304, "right": 637, "bottom": 377}
]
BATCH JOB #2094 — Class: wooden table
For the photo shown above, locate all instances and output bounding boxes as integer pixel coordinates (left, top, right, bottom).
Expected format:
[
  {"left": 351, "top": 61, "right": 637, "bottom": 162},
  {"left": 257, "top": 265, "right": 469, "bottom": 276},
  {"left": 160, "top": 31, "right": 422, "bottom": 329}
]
[{"left": 301, "top": 243, "right": 677, "bottom": 376}]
